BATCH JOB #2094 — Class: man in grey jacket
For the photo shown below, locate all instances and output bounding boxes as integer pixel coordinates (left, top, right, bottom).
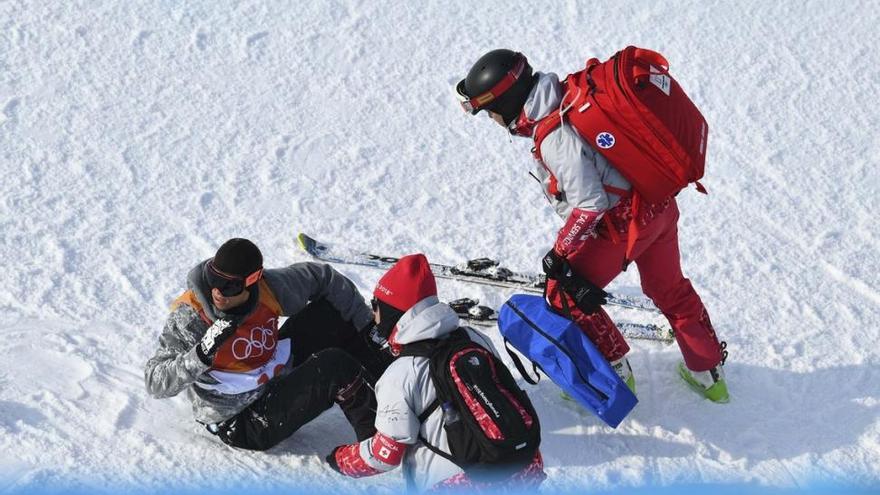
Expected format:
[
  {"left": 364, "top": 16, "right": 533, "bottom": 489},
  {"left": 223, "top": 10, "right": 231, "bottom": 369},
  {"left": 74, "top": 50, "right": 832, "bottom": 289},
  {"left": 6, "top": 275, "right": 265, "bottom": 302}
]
[{"left": 144, "top": 238, "right": 391, "bottom": 450}]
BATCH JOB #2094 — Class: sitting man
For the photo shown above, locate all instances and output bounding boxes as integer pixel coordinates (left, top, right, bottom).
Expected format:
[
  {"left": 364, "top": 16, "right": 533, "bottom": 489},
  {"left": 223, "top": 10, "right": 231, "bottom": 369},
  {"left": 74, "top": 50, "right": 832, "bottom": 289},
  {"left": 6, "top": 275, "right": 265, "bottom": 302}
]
[{"left": 145, "top": 238, "right": 391, "bottom": 450}]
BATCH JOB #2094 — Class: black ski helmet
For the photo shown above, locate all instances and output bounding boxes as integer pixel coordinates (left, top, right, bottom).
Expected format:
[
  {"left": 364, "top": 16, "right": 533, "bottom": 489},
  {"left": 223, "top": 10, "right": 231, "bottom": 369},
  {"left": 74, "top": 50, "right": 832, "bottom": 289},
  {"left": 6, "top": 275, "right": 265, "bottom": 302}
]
[{"left": 456, "top": 49, "right": 537, "bottom": 126}]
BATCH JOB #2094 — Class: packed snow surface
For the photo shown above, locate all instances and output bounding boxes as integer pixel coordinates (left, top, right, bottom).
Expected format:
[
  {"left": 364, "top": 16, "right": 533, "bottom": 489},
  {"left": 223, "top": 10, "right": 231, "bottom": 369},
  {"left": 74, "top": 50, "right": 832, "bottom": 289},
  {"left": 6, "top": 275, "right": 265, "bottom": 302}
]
[{"left": 1, "top": 0, "right": 878, "bottom": 492}]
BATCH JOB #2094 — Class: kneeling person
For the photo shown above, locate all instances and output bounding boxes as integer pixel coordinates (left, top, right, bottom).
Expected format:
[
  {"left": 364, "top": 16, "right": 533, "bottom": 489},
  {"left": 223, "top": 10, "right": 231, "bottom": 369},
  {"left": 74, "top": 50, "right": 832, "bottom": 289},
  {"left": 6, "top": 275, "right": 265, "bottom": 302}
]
[{"left": 326, "top": 254, "right": 545, "bottom": 491}]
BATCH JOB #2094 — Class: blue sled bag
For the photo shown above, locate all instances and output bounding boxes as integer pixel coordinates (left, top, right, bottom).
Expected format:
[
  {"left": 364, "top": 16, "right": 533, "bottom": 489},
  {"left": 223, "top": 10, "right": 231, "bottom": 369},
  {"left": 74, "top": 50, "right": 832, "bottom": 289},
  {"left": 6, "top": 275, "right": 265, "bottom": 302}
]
[{"left": 498, "top": 294, "right": 637, "bottom": 428}]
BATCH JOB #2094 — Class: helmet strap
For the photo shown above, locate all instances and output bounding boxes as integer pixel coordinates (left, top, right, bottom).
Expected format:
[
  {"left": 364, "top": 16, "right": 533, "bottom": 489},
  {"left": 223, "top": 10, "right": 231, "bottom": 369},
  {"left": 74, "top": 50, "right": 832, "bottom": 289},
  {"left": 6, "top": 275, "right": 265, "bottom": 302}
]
[{"left": 509, "top": 109, "right": 537, "bottom": 137}]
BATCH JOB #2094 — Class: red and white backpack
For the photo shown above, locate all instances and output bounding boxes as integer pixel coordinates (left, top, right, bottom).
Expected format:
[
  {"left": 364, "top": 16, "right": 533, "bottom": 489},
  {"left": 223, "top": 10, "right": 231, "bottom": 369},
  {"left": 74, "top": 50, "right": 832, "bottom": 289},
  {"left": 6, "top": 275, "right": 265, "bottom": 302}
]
[
  {"left": 532, "top": 46, "right": 709, "bottom": 204},
  {"left": 530, "top": 47, "right": 709, "bottom": 263}
]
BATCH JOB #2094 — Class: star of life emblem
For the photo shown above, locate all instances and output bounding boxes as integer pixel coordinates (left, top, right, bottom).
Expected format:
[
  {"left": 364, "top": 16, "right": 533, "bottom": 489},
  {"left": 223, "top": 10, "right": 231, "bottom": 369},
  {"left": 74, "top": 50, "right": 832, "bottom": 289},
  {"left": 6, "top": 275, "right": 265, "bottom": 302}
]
[{"left": 596, "top": 132, "right": 615, "bottom": 149}]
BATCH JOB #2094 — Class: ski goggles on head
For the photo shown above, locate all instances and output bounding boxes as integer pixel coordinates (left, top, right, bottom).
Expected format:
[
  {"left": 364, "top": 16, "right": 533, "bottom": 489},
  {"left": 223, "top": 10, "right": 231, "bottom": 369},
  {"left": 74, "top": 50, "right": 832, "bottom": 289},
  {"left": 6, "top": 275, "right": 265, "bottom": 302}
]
[
  {"left": 455, "top": 54, "right": 526, "bottom": 114},
  {"left": 205, "top": 259, "right": 263, "bottom": 297}
]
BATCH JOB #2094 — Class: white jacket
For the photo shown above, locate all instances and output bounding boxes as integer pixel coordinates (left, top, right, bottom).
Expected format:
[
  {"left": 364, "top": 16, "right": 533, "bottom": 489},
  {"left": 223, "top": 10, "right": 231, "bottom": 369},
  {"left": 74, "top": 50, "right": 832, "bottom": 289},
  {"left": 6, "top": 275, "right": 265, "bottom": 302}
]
[
  {"left": 526, "top": 72, "right": 632, "bottom": 218},
  {"left": 370, "top": 297, "right": 500, "bottom": 491}
]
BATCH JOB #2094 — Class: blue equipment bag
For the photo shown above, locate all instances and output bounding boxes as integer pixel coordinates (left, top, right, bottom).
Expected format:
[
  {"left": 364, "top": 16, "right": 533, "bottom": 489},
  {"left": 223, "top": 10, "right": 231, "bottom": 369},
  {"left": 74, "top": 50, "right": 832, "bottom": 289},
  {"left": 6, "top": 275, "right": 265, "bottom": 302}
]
[{"left": 498, "top": 294, "right": 638, "bottom": 428}]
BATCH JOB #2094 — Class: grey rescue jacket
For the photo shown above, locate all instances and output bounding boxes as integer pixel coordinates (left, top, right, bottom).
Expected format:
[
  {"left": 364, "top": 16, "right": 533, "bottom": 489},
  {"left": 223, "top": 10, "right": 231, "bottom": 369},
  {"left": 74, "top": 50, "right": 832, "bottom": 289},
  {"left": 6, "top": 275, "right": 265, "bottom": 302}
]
[
  {"left": 144, "top": 260, "right": 373, "bottom": 424},
  {"left": 371, "top": 297, "right": 500, "bottom": 492},
  {"left": 525, "top": 72, "right": 632, "bottom": 217}
]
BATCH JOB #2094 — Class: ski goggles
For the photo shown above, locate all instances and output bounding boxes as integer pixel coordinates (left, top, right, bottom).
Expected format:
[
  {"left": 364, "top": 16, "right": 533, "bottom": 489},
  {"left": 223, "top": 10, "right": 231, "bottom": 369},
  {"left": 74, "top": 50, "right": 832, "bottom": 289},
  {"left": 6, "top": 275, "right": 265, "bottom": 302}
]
[
  {"left": 455, "top": 54, "right": 526, "bottom": 114},
  {"left": 205, "top": 259, "right": 263, "bottom": 297}
]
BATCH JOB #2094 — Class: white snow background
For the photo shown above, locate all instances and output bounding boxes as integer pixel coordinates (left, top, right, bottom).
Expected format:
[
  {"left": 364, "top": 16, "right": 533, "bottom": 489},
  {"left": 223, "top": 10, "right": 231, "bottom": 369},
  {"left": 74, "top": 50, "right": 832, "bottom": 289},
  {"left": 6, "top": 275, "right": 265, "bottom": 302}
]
[{"left": 1, "top": 0, "right": 878, "bottom": 493}]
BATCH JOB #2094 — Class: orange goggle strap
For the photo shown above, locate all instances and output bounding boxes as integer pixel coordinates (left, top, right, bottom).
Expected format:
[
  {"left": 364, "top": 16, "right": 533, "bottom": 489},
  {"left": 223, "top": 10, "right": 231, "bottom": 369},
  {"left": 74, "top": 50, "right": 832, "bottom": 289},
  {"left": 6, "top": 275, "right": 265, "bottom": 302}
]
[
  {"left": 244, "top": 268, "right": 263, "bottom": 287},
  {"left": 458, "top": 54, "right": 526, "bottom": 113},
  {"left": 209, "top": 259, "right": 264, "bottom": 288}
]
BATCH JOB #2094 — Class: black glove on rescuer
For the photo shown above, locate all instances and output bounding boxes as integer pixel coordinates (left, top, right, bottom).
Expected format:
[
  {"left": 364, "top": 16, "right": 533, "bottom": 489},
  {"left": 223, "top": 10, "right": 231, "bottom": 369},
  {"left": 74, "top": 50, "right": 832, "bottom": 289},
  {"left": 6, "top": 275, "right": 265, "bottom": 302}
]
[
  {"left": 541, "top": 248, "right": 566, "bottom": 279},
  {"left": 560, "top": 274, "right": 608, "bottom": 315},
  {"left": 542, "top": 248, "right": 609, "bottom": 315}
]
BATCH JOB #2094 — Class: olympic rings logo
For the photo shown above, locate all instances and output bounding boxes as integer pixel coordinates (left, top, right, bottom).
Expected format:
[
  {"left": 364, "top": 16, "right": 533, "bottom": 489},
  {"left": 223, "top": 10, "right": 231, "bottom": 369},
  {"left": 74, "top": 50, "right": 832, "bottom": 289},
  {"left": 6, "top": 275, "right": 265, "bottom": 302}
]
[{"left": 231, "top": 319, "right": 278, "bottom": 360}]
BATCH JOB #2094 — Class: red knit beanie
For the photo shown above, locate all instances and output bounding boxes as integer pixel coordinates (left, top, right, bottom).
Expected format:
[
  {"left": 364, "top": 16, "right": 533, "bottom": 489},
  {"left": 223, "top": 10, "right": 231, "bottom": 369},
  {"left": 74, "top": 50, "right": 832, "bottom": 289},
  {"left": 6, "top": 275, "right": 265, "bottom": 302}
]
[{"left": 373, "top": 253, "right": 437, "bottom": 312}]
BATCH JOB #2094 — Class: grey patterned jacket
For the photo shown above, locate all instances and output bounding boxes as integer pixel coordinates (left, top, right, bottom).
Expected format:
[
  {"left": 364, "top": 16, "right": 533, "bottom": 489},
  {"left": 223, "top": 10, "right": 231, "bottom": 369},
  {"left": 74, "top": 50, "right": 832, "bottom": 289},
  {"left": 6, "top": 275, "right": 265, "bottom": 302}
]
[{"left": 144, "top": 260, "right": 373, "bottom": 424}]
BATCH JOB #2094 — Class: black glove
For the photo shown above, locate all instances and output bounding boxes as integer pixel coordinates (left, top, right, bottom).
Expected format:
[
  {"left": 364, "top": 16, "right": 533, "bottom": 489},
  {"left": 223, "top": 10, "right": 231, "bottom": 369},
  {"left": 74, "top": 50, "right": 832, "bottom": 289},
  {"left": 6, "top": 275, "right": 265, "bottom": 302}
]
[
  {"left": 559, "top": 274, "right": 608, "bottom": 315},
  {"left": 541, "top": 248, "right": 567, "bottom": 280},
  {"left": 195, "top": 317, "right": 241, "bottom": 366},
  {"left": 359, "top": 321, "right": 376, "bottom": 337},
  {"left": 325, "top": 446, "right": 343, "bottom": 474},
  {"left": 360, "top": 321, "right": 391, "bottom": 352}
]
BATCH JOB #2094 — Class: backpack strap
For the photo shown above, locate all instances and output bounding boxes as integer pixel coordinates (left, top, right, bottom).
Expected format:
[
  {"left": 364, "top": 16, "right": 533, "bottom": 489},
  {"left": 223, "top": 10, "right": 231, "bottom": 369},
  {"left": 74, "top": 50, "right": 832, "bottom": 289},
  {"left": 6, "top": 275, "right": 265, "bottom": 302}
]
[
  {"left": 601, "top": 215, "right": 622, "bottom": 245},
  {"left": 531, "top": 112, "right": 565, "bottom": 201},
  {"left": 622, "top": 192, "right": 642, "bottom": 271},
  {"left": 398, "top": 338, "right": 442, "bottom": 358},
  {"left": 416, "top": 396, "right": 458, "bottom": 464},
  {"left": 412, "top": 329, "right": 476, "bottom": 467},
  {"left": 532, "top": 113, "right": 564, "bottom": 162},
  {"left": 409, "top": 327, "right": 473, "bottom": 420},
  {"left": 417, "top": 433, "right": 458, "bottom": 465},
  {"left": 418, "top": 398, "right": 440, "bottom": 423},
  {"left": 417, "top": 397, "right": 459, "bottom": 466},
  {"left": 603, "top": 184, "right": 632, "bottom": 198},
  {"left": 630, "top": 48, "right": 670, "bottom": 84}
]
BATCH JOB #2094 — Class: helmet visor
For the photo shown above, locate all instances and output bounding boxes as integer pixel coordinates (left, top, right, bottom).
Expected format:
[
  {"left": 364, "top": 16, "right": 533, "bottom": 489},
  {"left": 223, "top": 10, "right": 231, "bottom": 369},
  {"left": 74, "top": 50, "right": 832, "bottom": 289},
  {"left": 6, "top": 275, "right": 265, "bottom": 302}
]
[{"left": 456, "top": 79, "right": 479, "bottom": 114}]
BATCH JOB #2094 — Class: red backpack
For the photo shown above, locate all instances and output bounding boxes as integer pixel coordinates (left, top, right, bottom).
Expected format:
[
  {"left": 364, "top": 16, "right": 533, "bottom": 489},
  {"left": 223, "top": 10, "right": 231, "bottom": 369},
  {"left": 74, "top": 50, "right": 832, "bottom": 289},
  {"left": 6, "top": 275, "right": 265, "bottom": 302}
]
[{"left": 532, "top": 46, "right": 709, "bottom": 264}]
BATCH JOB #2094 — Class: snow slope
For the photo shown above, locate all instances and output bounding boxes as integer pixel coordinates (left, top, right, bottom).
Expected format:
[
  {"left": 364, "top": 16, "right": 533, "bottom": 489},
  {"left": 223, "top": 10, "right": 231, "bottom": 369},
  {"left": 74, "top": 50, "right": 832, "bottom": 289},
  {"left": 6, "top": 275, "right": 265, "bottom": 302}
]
[{"left": 1, "top": 0, "right": 878, "bottom": 492}]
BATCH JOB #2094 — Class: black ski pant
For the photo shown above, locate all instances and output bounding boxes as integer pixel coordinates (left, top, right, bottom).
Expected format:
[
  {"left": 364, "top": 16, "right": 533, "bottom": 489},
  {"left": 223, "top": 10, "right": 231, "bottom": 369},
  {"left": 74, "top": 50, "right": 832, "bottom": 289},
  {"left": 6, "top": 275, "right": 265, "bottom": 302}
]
[
  {"left": 281, "top": 298, "right": 392, "bottom": 382},
  {"left": 214, "top": 299, "right": 392, "bottom": 451}
]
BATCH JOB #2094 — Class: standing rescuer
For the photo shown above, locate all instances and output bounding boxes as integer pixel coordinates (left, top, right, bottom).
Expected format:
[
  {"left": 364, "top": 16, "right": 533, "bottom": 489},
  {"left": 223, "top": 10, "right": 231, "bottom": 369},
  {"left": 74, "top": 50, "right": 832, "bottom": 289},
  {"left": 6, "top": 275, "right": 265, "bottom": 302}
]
[
  {"left": 144, "top": 238, "right": 392, "bottom": 450},
  {"left": 455, "top": 49, "right": 729, "bottom": 402}
]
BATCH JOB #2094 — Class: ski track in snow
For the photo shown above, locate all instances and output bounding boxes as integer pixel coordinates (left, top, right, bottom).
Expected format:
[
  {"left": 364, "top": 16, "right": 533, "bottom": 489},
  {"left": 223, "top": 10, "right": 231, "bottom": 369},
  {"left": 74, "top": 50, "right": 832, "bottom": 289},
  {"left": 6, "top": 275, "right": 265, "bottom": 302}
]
[{"left": 0, "top": 0, "right": 878, "bottom": 492}]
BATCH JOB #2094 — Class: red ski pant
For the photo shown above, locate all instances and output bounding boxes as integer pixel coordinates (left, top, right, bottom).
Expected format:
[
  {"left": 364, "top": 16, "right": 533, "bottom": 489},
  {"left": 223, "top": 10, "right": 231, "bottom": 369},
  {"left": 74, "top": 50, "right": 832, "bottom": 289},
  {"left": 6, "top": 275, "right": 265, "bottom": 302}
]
[{"left": 546, "top": 199, "right": 723, "bottom": 371}]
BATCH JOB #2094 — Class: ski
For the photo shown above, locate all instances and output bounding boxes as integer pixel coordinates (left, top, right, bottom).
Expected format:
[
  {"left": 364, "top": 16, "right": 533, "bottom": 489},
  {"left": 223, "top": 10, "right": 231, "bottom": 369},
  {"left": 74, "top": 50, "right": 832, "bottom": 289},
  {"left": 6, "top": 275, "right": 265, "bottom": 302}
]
[
  {"left": 448, "top": 298, "right": 674, "bottom": 344},
  {"left": 297, "top": 233, "right": 662, "bottom": 315}
]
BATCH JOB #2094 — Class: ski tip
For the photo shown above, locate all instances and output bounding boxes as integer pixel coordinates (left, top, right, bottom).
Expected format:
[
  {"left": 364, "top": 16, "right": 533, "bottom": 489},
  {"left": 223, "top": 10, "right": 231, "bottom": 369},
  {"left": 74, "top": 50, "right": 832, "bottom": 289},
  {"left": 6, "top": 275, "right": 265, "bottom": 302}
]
[{"left": 296, "top": 233, "right": 317, "bottom": 254}]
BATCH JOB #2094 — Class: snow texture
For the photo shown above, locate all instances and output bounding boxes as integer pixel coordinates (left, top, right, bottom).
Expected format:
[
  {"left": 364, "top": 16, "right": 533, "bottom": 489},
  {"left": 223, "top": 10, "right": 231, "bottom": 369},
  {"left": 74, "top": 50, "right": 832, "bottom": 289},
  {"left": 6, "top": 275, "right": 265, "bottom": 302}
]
[{"left": 0, "top": 0, "right": 878, "bottom": 493}]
